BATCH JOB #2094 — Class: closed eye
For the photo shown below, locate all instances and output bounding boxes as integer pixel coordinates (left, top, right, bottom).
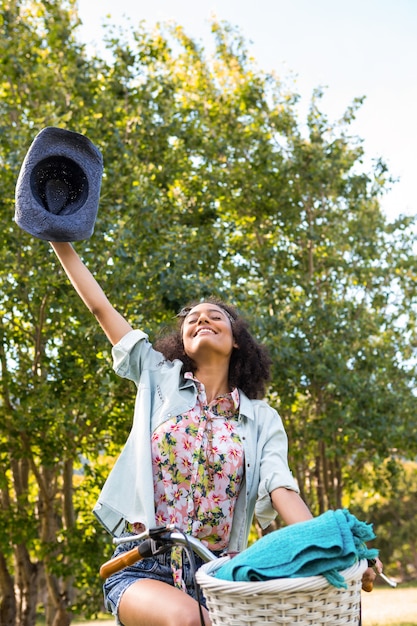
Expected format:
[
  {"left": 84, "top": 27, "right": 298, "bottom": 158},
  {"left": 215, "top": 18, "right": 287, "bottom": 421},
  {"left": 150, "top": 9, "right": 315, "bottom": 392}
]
[{"left": 187, "top": 314, "right": 223, "bottom": 324}]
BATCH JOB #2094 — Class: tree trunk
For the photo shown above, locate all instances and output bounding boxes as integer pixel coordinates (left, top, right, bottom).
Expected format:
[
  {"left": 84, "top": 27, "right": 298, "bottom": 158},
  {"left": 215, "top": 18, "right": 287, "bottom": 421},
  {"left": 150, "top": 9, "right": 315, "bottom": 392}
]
[
  {"left": 0, "top": 551, "right": 16, "bottom": 626},
  {"left": 44, "top": 569, "right": 73, "bottom": 626},
  {"left": 14, "top": 544, "right": 38, "bottom": 626},
  {"left": 51, "top": 608, "right": 72, "bottom": 626},
  {"left": 38, "top": 466, "right": 73, "bottom": 626}
]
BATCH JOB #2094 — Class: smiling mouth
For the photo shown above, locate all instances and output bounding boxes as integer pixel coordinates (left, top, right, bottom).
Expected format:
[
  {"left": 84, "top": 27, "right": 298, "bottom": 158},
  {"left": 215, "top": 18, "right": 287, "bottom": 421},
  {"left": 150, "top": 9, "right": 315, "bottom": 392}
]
[{"left": 194, "top": 328, "right": 216, "bottom": 337}]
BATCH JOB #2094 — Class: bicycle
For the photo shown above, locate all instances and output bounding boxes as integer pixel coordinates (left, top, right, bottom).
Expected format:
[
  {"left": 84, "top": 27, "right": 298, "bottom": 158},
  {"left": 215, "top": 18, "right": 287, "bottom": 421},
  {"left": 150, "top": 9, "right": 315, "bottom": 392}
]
[{"left": 99, "top": 525, "right": 395, "bottom": 626}]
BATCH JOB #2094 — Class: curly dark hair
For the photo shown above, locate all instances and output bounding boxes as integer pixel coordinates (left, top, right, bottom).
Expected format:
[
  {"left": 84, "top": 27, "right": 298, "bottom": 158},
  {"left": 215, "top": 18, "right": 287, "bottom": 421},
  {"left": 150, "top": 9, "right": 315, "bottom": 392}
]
[{"left": 154, "top": 298, "right": 272, "bottom": 399}]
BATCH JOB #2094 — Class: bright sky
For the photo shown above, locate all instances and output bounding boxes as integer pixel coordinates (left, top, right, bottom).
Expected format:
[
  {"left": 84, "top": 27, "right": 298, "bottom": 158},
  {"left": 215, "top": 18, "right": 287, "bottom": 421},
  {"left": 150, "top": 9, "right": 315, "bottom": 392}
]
[{"left": 77, "top": 0, "right": 416, "bottom": 222}]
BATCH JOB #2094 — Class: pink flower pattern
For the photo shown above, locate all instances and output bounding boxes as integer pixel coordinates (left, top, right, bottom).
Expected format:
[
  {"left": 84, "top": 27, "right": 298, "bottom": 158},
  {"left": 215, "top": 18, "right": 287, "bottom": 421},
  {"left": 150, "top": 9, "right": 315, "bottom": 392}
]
[{"left": 151, "top": 374, "right": 244, "bottom": 556}]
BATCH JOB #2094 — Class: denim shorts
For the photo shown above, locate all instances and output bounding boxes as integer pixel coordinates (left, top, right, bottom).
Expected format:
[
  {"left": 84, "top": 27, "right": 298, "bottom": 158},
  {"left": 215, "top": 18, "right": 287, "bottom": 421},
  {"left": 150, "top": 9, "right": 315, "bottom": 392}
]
[{"left": 103, "top": 535, "right": 220, "bottom": 625}]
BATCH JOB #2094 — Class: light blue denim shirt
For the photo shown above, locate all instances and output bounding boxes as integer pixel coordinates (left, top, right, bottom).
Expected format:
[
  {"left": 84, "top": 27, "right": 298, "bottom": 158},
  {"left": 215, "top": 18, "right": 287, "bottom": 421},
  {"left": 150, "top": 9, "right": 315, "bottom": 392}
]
[{"left": 93, "top": 329, "right": 299, "bottom": 552}]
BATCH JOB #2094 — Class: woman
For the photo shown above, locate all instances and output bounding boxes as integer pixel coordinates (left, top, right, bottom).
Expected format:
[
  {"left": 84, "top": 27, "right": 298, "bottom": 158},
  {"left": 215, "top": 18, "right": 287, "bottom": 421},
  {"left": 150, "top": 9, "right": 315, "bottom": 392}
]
[{"left": 49, "top": 241, "right": 378, "bottom": 626}]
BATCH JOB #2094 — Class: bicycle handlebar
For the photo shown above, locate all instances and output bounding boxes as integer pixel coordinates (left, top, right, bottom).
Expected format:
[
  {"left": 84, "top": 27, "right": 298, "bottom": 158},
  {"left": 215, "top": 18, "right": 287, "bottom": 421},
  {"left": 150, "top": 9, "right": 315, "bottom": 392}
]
[
  {"left": 100, "top": 538, "right": 157, "bottom": 579},
  {"left": 99, "top": 526, "right": 218, "bottom": 579},
  {"left": 100, "top": 526, "right": 398, "bottom": 591}
]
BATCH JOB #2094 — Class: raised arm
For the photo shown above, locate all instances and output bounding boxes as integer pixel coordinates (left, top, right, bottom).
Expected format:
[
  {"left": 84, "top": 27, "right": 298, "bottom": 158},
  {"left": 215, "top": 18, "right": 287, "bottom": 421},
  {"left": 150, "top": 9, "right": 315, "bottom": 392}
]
[{"left": 50, "top": 242, "right": 132, "bottom": 345}]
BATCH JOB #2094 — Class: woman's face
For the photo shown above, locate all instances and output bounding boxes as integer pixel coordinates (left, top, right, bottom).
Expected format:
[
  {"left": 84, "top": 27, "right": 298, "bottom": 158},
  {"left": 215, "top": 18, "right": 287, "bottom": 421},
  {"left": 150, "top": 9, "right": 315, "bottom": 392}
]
[{"left": 181, "top": 303, "right": 237, "bottom": 363}]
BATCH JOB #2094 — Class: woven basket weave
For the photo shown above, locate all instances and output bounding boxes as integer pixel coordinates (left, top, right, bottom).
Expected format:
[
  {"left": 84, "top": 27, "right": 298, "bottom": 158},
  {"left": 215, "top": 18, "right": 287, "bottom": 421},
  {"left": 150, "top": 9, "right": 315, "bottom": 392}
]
[{"left": 196, "top": 556, "right": 367, "bottom": 625}]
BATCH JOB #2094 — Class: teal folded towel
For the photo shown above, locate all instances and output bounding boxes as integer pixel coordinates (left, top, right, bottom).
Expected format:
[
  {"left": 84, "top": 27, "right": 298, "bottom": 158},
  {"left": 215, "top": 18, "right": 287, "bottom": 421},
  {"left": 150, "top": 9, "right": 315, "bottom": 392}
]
[{"left": 215, "top": 509, "right": 378, "bottom": 588}]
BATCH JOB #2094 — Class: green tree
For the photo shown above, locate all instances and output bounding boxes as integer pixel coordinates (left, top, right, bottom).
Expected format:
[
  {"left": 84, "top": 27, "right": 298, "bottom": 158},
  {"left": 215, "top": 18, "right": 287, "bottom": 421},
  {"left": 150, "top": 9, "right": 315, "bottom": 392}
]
[
  {"left": 212, "top": 83, "right": 417, "bottom": 511},
  {"left": 1, "top": 2, "right": 417, "bottom": 625},
  {"left": 0, "top": 2, "right": 118, "bottom": 624},
  {"left": 350, "top": 460, "right": 417, "bottom": 581}
]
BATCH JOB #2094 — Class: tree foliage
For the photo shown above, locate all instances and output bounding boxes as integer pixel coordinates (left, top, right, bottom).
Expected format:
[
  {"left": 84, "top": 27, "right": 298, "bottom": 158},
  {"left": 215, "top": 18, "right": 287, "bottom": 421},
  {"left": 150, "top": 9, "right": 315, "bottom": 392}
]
[{"left": 1, "top": 1, "right": 417, "bottom": 624}]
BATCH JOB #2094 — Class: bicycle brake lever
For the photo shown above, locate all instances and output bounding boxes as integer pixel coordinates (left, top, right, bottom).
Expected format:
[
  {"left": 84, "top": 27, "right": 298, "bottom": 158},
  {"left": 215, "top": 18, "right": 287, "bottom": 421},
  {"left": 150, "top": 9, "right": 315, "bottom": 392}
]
[
  {"left": 368, "top": 559, "right": 397, "bottom": 588},
  {"left": 376, "top": 569, "right": 397, "bottom": 588}
]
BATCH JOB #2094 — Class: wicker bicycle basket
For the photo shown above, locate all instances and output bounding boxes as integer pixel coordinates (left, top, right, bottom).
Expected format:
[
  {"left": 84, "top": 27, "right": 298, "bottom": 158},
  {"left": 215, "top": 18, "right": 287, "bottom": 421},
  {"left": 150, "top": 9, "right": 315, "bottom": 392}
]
[{"left": 196, "top": 556, "right": 367, "bottom": 625}]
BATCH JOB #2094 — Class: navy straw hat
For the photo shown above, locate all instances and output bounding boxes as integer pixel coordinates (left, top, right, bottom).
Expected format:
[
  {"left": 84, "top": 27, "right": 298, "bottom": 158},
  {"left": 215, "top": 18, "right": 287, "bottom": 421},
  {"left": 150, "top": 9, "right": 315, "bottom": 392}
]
[{"left": 15, "top": 127, "right": 103, "bottom": 242}]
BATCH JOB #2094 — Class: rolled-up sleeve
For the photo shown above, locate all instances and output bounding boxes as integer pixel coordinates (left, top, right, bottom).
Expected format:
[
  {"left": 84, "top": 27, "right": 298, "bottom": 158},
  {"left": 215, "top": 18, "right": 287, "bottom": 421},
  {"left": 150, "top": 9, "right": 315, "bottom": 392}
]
[
  {"left": 112, "top": 329, "right": 153, "bottom": 382},
  {"left": 255, "top": 409, "right": 299, "bottom": 528}
]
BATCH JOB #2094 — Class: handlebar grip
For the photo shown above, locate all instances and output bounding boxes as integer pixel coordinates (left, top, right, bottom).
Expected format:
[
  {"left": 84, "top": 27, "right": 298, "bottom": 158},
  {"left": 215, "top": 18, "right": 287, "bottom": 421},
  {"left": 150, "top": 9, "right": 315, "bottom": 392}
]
[
  {"left": 362, "top": 557, "right": 376, "bottom": 592},
  {"left": 100, "top": 546, "right": 142, "bottom": 579}
]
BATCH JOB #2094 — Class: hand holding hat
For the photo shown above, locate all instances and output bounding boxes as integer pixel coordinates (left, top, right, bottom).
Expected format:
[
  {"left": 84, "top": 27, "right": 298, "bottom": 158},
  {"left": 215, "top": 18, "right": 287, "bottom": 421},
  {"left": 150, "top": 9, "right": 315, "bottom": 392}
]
[{"left": 15, "top": 127, "right": 103, "bottom": 242}]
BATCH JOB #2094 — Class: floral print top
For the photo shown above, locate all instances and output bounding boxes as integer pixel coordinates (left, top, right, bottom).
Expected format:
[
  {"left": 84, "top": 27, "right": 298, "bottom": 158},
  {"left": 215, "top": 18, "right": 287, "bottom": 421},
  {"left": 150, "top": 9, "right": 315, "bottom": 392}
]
[{"left": 151, "top": 373, "right": 244, "bottom": 554}]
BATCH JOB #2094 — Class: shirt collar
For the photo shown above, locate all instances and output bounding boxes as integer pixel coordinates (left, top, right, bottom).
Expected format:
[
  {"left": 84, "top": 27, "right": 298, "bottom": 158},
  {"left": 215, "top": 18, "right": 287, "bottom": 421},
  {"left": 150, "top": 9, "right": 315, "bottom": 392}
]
[{"left": 184, "top": 371, "right": 240, "bottom": 411}]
